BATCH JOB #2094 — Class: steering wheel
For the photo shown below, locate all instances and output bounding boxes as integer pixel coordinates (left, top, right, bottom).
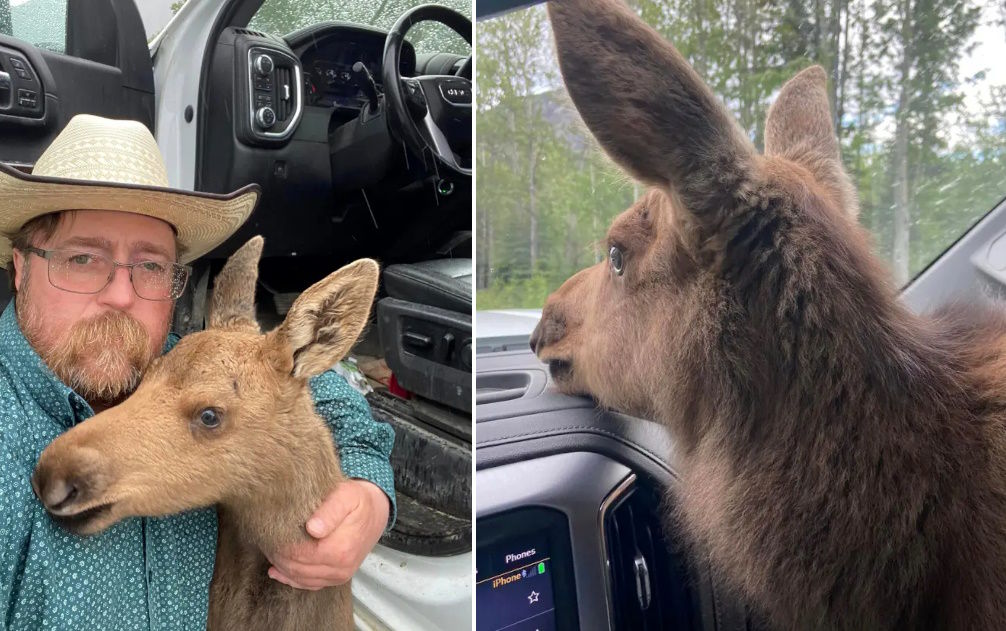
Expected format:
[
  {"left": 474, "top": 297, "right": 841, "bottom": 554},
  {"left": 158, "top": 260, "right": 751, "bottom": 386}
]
[
  {"left": 383, "top": 5, "right": 472, "bottom": 176},
  {"left": 456, "top": 55, "right": 472, "bottom": 79}
]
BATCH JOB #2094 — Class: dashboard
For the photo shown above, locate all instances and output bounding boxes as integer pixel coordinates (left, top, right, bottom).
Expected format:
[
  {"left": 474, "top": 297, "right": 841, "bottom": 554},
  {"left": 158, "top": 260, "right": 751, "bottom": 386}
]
[
  {"left": 475, "top": 342, "right": 754, "bottom": 630},
  {"left": 296, "top": 26, "right": 417, "bottom": 109},
  {"left": 199, "top": 23, "right": 471, "bottom": 263}
]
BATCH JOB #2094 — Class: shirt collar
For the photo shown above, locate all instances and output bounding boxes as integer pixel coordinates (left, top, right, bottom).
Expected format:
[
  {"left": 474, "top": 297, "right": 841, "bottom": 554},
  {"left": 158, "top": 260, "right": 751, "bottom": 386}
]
[{"left": 0, "top": 300, "right": 93, "bottom": 428}]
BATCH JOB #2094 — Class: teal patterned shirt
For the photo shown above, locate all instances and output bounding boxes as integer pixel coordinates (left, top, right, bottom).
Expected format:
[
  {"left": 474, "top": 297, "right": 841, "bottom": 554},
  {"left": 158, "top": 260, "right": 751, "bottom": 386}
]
[{"left": 0, "top": 301, "right": 396, "bottom": 630}]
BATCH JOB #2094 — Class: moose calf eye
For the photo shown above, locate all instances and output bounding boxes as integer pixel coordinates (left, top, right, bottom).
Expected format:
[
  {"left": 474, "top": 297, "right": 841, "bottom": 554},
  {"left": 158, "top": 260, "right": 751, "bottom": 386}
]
[
  {"left": 197, "top": 408, "right": 222, "bottom": 429},
  {"left": 609, "top": 245, "right": 625, "bottom": 276}
]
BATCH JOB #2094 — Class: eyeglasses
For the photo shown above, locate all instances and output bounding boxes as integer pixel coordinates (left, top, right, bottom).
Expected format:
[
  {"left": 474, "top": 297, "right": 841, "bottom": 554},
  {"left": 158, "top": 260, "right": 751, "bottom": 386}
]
[{"left": 21, "top": 247, "right": 191, "bottom": 301}]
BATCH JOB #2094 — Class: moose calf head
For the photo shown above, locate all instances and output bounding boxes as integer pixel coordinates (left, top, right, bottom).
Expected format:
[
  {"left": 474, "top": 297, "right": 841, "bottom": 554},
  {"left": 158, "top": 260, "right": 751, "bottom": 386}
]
[
  {"left": 531, "top": 0, "right": 864, "bottom": 425},
  {"left": 31, "top": 236, "right": 379, "bottom": 535}
]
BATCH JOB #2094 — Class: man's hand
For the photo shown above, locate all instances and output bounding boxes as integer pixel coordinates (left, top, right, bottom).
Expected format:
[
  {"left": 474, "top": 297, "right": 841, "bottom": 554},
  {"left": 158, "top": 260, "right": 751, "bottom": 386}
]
[{"left": 267, "top": 479, "right": 391, "bottom": 590}]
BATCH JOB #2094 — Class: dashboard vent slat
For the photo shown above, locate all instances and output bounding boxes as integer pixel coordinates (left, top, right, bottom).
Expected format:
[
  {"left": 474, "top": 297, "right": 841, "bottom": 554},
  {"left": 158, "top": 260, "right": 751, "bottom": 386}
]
[
  {"left": 604, "top": 483, "right": 701, "bottom": 630},
  {"left": 234, "top": 28, "right": 267, "bottom": 38},
  {"left": 275, "top": 66, "right": 292, "bottom": 122}
]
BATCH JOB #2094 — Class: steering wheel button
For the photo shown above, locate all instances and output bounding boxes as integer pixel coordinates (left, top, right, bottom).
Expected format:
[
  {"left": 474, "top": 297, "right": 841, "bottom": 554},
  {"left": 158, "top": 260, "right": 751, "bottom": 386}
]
[
  {"left": 17, "top": 89, "right": 36, "bottom": 108},
  {"left": 439, "top": 82, "right": 471, "bottom": 105}
]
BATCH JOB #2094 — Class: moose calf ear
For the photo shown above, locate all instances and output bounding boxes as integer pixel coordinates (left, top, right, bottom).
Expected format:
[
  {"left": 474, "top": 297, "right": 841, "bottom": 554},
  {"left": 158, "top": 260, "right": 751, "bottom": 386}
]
[
  {"left": 765, "top": 66, "right": 837, "bottom": 159},
  {"left": 764, "top": 66, "right": 859, "bottom": 217},
  {"left": 276, "top": 258, "right": 380, "bottom": 379},
  {"left": 208, "top": 236, "right": 264, "bottom": 330},
  {"left": 547, "top": 0, "right": 755, "bottom": 226}
]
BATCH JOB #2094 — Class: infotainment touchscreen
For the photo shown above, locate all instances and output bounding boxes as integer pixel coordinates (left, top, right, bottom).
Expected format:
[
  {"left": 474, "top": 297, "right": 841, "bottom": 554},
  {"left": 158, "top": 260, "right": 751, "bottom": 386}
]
[
  {"left": 476, "top": 532, "right": 557, "bottom": 630},
  {"left": 476, "top": 508, "right": 578, "bottom": 631}
]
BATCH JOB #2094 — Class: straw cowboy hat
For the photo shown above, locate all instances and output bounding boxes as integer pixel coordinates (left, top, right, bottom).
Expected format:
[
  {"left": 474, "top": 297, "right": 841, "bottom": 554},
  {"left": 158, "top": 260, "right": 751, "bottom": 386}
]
[{"left": 0, "top": 114, "right": 260, "bottom": 265}]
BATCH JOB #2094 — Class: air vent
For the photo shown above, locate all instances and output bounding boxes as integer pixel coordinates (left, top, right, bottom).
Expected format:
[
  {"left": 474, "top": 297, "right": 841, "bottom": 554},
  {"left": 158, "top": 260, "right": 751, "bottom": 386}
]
[
  {"left": 604, "top": 482, "right": 699, "bottom": 630},
  {"left": 275, "top": 66, "right": 292, "bottom": 122},
  {"left": 475, "top": 372, "right": 531, "bottom": 405},
  {"left": 234, "top": 28, "right": 267, "bottom": 38}
]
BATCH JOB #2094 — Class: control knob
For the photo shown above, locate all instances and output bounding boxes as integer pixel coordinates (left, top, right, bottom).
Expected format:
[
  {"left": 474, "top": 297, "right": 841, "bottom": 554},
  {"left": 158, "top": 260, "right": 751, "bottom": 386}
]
[
  {"left": 255, "top": 106, "right": 276, "bottom": 129},
  {"left": 253, "top": 54, "right": 274, "bottom": 75}
]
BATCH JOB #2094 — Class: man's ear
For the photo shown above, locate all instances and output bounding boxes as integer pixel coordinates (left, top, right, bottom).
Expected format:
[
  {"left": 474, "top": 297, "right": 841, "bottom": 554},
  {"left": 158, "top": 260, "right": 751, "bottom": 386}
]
[
  {"left": 11, "top": 249, "right": 25, "bottom": 292},
  {"left": 274, "top": 259, "right": 379, "bottom": 379},
  {"left": 764, "top": 65, "right": 859, "bottom": 217}
]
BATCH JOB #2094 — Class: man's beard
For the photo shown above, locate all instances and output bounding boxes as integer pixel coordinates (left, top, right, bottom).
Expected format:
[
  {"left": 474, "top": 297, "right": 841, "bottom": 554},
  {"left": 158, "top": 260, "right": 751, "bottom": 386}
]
[{"left": 17, "top": 291, "right": 164, "bottom": 408}]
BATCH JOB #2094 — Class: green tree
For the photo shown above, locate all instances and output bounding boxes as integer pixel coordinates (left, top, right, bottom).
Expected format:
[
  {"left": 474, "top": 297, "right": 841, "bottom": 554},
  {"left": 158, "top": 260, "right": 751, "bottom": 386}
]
[{"left": 476, "top": 0, "right": 1004, "bottom": 310}]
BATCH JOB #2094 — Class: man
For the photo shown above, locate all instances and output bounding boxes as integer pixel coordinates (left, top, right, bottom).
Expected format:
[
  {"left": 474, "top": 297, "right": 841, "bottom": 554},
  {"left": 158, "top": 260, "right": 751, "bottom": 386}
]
[{"left": 0, "top": 115, "right": 395, "bottom": 629}]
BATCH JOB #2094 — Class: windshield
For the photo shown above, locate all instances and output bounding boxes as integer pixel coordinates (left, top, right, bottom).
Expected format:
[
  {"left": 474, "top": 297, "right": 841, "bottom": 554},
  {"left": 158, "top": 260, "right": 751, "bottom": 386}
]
[
  {"left": 249, "top": 0, "right": 471, "bottom": 55},
  {"left": 475, "top": 1, "right": 1006, "bottom": 315}
]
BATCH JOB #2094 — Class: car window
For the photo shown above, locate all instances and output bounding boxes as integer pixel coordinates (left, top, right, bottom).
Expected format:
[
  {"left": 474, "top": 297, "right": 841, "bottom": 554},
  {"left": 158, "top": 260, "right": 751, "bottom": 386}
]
[
  {"left": 248, "top": 0, "right": 471, "bottom": 56},
  {"left": 0, "top": 0, "right": 67, "bottom": 53},
  {"left": 476, "top": 1, "right": 1006, "bottom": 311}
]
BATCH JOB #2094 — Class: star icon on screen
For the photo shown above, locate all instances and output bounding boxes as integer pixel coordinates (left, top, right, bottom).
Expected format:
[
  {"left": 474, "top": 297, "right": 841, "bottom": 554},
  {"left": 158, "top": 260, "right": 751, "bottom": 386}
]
[{"left": 528, "top": 590, "right": 540, "bottom": 604}]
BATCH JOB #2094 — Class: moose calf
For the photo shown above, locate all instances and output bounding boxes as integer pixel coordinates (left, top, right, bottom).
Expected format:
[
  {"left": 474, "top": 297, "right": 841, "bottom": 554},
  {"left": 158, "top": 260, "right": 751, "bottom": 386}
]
[
  {"left": 32, "top": 236, "right": 378, "bottom": 631},
  {"left": 532, "top": 0, "right": 1006, "bottom": 628}
]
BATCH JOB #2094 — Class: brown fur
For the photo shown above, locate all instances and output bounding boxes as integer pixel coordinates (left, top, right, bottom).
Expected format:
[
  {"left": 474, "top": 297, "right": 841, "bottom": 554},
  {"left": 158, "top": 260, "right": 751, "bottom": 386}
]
[
  {"left": 31, "top": 236, "right": 380, "bottom": 631},
  {"left": 532, "top": 0, "right": 1006, "bottom": 628}
]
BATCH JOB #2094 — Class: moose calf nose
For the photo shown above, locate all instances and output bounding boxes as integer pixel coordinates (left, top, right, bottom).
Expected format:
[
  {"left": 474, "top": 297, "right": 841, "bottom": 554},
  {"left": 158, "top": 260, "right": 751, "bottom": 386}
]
[
  {"left": 31, "top": 468, "right": 80, "bottom": 513},
  {"left": 529, "top": 323, "right": 542, "bottom": 354},
  {"left": 530, "top": 308, "right": 566, "bottom": 356}
]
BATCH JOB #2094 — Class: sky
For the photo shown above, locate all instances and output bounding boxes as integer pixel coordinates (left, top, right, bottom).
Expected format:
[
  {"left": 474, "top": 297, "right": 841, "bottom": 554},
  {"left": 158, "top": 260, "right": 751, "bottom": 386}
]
[
  {"left": 134, "top": 0, "right": 178, "bottom": 38},
  {"left": 960, "top": 10, "right": 1006, "bottom": 119}
]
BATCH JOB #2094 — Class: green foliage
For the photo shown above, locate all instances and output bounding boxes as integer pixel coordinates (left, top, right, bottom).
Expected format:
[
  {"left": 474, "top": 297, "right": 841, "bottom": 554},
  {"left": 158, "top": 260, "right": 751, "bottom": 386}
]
[
  {"left": 476, "top": 0, "right": 1006, "bottom": 309},
  {"left": 477, "top": 274, "right": 554, "bottom": 310}
]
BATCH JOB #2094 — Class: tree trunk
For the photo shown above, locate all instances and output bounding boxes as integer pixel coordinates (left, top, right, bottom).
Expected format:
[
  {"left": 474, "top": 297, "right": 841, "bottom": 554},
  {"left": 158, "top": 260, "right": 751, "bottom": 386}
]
[
  {"left": 476, "top": 158, "right": 492, "bottom": 290},
  {"left": 835, "top": 0, "right": 851, "bottom": 136},
  {"left": 592, "top": 162, "right": 602, "bottom": 263},
  {"left": 528, "top": 142, "right": 540, "bottom": 271},
  {"left": 891, "top": 0, "right": 914, "bottom": 284},
  {"left": 826, "top": 0, "right": 844, "bottom": 126},
  {"left": 564, "top": 213, "right": 578, "bottom": 271},
  {"left": 692, "top": 0, "right": 707, "bottom": 77}
]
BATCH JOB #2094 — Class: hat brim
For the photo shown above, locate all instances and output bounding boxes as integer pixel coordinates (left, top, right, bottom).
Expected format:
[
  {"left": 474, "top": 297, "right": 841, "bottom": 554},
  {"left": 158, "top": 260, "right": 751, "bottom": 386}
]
[{"left": 0, "top": 162, "right": 260, "bottom": 265}]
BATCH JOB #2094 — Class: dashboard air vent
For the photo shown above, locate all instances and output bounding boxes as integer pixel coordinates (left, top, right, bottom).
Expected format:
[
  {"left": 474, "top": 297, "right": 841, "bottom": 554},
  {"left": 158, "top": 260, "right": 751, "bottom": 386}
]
[
  {"left": 234, "top": 28, "right": 267, "bottom": 38},
  {"left": 475, "top": 372, "right": 531, "bottom": 405},
  {"left": 275, "top": 66, "right": 293, "bottom": 121},
  {"left": 604, "top": 482, "right": 699, "bottom": 630}
]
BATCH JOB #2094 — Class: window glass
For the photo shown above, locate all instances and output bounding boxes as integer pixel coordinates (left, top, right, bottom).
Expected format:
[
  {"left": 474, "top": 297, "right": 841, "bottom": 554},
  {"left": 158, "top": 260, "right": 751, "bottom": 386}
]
[
  {"left": 476, "top": 1, "right": 1006, "bottom": 310},
  {"left": 249, "top": 0, "right": 471, "bottom": 56},
  {"left": 0, "top": 0, "right": 67, "bottom": 54}
]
